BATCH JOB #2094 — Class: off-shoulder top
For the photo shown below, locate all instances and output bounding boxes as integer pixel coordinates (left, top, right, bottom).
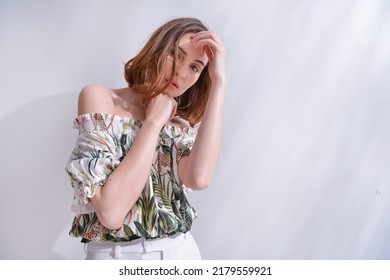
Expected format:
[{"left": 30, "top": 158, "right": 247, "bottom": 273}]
[{"left": 65, "top": 112, "right": 198, "bottom": 242}]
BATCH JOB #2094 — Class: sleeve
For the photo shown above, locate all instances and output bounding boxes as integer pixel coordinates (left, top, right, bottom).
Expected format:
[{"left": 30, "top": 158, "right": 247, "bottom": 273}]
[
  {"left": 175, "top": 124, "right": 199, "bottom": 162},
  {"left": 173, "top": 124, "right": 199, "bottom": 192},
  {"left": 65, "top": 131, "right": 120, "bottom": 214}
]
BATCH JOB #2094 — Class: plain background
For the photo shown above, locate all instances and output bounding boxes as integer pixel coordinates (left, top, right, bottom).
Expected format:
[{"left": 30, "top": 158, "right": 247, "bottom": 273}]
[{"left": 1, "top": 0, "right": 389, "bottom": 259}]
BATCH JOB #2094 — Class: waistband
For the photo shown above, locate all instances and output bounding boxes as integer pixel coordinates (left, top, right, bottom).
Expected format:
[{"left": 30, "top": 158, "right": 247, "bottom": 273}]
[{"left": 85, "top": 232, "right": 190, "bottom": 256}]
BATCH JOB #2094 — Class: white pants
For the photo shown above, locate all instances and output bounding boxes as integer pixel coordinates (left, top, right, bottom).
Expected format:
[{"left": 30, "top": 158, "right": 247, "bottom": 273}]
[{"left": 84, "top": 232, "right": 201, "bottom": 260}]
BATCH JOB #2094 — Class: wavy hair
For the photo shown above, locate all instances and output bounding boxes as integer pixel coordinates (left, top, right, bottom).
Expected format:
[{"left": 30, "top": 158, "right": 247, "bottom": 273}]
[{"left": 124, "top": 17, "right": 212, "bottom": 126}]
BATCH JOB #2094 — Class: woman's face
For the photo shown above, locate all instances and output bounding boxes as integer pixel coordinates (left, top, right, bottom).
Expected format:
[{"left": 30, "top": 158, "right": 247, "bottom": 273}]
[{"left": 163, "top": 33, "right": 208, "bottom": 97}]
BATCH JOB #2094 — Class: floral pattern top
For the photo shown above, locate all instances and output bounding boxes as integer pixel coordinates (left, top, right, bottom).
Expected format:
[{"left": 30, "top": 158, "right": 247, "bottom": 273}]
[{"left": 65, "top": 113, "right": 198, "bottom": 243}]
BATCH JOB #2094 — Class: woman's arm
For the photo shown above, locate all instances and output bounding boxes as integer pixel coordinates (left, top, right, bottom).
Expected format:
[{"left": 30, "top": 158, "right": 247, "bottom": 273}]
[
  {"left": 78, "top": 85, "right": 176, "bottom": 229},
  {"left": 178, "top": 32, "right": 226, "bottom": 189}
]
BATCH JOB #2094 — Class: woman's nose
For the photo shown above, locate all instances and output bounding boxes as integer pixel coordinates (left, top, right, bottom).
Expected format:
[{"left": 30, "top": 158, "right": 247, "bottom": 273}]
[{"left": 175, "top": 63, "right": 185, "bottom": 79}]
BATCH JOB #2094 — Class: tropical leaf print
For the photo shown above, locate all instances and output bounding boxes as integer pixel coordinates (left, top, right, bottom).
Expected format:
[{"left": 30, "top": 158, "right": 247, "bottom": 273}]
[
  {"left": 157, "top": 208, "right": 178, "bottom": 232},
  {"left": 151, "top": 170, "right": 173, "bottom": 212},
  {"left": 67, "top": 113, "right": 198, "bottom": 242},
  {"left": 134, "top": 221, "right": 151, "bottom": 238},
  {"left": 179, "top": 195, "right": 194, "bottom": 230},
  {"left": 123, "top": 224, "right": 134, "bottom": 236}
]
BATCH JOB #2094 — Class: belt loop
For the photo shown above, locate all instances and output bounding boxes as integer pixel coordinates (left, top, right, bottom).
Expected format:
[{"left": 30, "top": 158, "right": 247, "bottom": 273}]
[
  {"left": 84, "top": 243, "right": 88, "bottom": 255},
  {"left": 160, "top": 250, "right": 165, "bottom": 260},
  {"left": 114, "top": 244, "right": 121, "bottom": 259},
  {"left": 143, "top": 238, "right": 150, "bottom": 252}
]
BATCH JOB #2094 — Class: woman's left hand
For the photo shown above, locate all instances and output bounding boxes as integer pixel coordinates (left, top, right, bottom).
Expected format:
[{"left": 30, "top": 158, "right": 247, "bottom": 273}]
[{"left": 191, "top": 31, "right": 226, "bottom": 83}]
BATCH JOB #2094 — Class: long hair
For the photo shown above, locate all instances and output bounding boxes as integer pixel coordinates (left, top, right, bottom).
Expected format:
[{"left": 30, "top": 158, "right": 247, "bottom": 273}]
[{"left": 124, "top": 17, "right": 212, "bottom": 126}]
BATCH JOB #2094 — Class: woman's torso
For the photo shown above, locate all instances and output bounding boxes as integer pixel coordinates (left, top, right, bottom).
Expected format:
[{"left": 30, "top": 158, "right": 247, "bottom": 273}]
[{"left": 66, "top": 87, "right": 198, "bottom": 242}]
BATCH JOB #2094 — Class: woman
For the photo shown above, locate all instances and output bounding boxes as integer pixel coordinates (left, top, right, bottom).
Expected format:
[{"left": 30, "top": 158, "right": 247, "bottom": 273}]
[{"left": 65, "top": 17, "right": 226, "bottom": 260}]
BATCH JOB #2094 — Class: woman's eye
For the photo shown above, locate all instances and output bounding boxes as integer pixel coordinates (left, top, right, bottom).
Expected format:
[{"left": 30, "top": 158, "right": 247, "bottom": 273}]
[{"left": 191, "top": 65, "right": 199, "bottom": 72}]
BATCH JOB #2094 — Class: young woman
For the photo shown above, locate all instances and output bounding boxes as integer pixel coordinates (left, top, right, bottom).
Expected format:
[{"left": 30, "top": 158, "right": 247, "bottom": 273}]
[{"left": 65, "top": 17, "right": 226, "bottom": 260}]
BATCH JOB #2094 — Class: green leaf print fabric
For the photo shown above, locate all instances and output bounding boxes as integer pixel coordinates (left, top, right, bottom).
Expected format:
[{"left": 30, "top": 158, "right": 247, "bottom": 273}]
[{"left": 65, "top": 113, "right": 198, "bottom": 242}]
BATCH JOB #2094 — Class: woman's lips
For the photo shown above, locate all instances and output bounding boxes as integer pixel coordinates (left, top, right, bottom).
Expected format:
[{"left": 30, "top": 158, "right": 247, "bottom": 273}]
[
  {"left": 166, "top": 79, "right": 180, "bottom": 89},
  {"left": 172, "top": 81, "right": 179, "bottom": 88}
]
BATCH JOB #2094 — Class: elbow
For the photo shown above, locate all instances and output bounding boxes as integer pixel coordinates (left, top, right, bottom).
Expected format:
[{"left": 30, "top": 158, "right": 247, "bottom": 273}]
[
  {"left": 95, "top": 210, "right": 124, "bottom": 230},
  {"left": 179, "top": 162, "right": 214, "bottom": 190},
  {"left": 193, "top": 178, "right": 210, "bottom": 190},
  {"left": 91, "top": 191, "right": 126, "bottom": 230},
  {"left": 185, "top": 174, "right": 212, "bottom": 190}
]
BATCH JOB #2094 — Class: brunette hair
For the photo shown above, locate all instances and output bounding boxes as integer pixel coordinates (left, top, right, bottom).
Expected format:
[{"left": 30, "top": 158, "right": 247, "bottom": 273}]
[{"left": 124, "top": 17, "right": 212, "bottom": 126}]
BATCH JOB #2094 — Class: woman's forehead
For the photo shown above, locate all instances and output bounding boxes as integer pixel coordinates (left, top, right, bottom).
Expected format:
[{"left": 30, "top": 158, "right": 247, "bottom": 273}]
[{"left": 178, "top": 33, "right": 208, "bottom": 64}]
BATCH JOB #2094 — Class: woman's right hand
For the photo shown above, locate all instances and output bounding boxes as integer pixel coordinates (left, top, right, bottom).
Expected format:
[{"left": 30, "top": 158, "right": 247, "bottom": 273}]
[{"left": 144, "top": 93, "right": 177, "bottom": 127}]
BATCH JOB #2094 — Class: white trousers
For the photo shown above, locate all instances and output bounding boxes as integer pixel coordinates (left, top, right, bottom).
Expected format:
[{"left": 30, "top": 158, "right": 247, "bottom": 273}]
[{"left": 84, "top": 232, "right": 201, "bottom": 260}]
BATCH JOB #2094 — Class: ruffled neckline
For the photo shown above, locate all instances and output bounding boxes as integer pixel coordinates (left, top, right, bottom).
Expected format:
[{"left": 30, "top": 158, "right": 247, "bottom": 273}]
[{"left": 73, "top": 112, "right": 197, "bottom": 134}]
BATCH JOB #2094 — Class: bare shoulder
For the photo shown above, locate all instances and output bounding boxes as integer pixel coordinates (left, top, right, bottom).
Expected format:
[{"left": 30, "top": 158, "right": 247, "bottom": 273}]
[{"left": 77, "top": 84, "right": 115, "bottom": 115}]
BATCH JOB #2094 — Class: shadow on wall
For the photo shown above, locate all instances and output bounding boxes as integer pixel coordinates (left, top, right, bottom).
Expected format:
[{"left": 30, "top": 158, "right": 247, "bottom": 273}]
[{"left": 0, "top": 93, "right": 85, "bottom": 259}]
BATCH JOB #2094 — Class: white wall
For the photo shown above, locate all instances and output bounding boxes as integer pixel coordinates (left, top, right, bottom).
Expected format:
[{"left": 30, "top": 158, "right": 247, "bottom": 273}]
[{"left": 1, "top": 0, "right": 389, "bottom": 259}]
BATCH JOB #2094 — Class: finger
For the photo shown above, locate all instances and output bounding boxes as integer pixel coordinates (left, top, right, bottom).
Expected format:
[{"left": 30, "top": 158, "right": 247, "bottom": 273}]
[
  {"left": 192, "top": 37, "right": 224, "bottom": 52},
  {"left": 191, "top": 31, "right": 223, "bottom": 45},
  {"left": 204, "top": 44, "right": 214, "bottom": 60},
  {"left": 194, "top": 38, "right": 221, "bottom": 53},
  {"left": 191, "top": 31, "right": 218, "bottom": 39}
]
